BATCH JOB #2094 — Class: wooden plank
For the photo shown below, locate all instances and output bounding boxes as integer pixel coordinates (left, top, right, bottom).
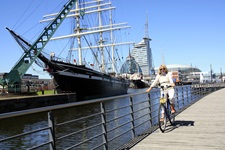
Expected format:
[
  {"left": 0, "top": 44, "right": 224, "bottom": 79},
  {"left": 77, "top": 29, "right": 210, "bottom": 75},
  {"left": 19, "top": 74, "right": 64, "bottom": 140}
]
[{"left": 131, "top": 88, "right": 225, "bottom": 150}]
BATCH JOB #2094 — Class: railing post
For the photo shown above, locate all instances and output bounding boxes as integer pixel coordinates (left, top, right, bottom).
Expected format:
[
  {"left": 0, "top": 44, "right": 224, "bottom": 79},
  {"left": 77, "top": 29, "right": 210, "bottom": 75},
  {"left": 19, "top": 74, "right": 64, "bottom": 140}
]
[
  {"left": 186, "top": 86, "right": 189, "bottom": 104},
  {"left": 147, "top": 93, "right": 153, "bottom": 127},
  {"left": 100, "top": 102, "right": 108, "bottom": 150},
  {"left": 48, "top": 111, "right": 56, "bottom": 150},
  {"left": 175, "top": 87, "right": 179, "bottom": 109},
  {"left": 193, "top": 85, "right": 196, "bottom": 101},
  {"left": 182, "top": 86, "right": 185, "bottom": 108},
  {"left": 195, "top": 85, "right": 198, "bottom": 101},
  {"left": 189, "top": 86, "right": 193, "bottom": 103},
  {"left": 200, "top": 86, "right": 203, "bottom": 97},
  {"left": 199, "top": 84, "right": 201, "bottom": 98},
  {"left": 129, "top": 96, "right": 135, "bottom": 138}
]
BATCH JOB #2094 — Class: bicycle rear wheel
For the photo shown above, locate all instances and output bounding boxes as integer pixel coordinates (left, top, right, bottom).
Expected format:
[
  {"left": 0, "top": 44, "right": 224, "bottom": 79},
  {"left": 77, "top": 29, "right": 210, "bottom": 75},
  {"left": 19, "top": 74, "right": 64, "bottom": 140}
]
[
  {"left": 158, "top": 104, "right": 167, "bottom": 133},
  {"left": 166, "top": 110, "right": 174, "bottom": 126},
  {"left": 167, "top": 102, "right": 175, "bottom": 125}
]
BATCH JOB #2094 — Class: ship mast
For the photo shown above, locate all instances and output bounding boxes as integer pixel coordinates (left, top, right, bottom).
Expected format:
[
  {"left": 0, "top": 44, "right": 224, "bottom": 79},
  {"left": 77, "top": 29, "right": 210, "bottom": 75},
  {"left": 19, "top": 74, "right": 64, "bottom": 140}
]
[
  {"left": 98, "top": 0, "right": 105, "bottom": 73},
  {"left": 110, "top": 3, "right": 115, "bottom": 73},
  {"left": 40, "top": 0, "right": 134, "bottom": 73},
  {"left": 75, "top": 1, "right": 83, "bottom": 65}
]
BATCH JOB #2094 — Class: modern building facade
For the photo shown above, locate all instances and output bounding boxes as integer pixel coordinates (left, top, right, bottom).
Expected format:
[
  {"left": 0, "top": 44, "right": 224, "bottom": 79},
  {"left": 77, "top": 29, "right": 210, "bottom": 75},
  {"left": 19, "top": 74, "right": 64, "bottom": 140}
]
[
  {"left": 154, "top": 64, "right": 201, "bottom": 74},
  {"left": 154, "top": 64, "right": 202, "bottom": 83},
  {"left": 120, "top": 55, "right": 142, "bottom": 75},
  {"left": 130, "top": 13, "right": 154, "bottom": 76},
  {"left": 131, "top": 37, "right": 154, "bottom": 76}
]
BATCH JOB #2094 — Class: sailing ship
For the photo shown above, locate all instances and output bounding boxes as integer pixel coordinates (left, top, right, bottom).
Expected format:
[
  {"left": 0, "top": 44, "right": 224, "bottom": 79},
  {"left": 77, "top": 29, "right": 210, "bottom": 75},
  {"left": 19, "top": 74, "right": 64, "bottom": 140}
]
[
  {"left": 7, "top": 0, "right": 133, "bottom": 100},
  {"left": 41, "top": 0, "right": 134, "bottom": 100}
]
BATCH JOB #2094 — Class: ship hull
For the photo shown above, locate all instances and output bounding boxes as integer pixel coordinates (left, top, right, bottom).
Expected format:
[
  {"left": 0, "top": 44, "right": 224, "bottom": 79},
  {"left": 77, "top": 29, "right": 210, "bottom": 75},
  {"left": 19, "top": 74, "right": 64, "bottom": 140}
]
[
  {"left": 53, "top": 71, "right": 129, "bottom": 100},
  {"left": 43, "top": 58, "right": 129, "bottom": 100}
]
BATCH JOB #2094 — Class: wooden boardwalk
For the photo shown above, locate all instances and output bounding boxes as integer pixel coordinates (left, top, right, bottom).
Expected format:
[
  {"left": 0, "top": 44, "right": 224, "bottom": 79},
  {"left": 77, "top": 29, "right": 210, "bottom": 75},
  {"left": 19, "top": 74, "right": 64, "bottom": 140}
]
[{"left": 131, "top": 88, "right": 225, "bottom": 150}]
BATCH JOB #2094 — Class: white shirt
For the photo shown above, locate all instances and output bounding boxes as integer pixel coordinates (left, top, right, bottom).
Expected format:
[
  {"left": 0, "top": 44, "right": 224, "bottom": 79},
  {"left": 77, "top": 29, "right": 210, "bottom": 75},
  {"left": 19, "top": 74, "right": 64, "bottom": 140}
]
[{"left": 150, "top": 73, "right": 174, "bottom": 88}]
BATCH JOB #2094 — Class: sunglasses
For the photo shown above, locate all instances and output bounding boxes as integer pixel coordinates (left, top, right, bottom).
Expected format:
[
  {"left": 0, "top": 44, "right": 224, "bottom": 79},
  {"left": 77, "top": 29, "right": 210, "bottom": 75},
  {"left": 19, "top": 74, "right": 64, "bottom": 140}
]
[{"left": 160, "top": 68, "right": 166, "bottom": 71}]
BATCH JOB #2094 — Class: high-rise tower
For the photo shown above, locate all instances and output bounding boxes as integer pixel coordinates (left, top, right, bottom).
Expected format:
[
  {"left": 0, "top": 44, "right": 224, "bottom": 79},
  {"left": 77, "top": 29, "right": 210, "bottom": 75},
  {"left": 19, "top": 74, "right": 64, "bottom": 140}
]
[{"left": 131, "top": 12, "right": 154, "bottom": 75}]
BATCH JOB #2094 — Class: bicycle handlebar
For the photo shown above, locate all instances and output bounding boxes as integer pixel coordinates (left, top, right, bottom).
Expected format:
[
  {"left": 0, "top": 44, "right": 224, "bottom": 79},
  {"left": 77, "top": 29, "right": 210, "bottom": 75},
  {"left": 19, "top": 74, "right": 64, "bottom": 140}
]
[{"left": 160, "top": 85, "right": 172, "bottom": 90}]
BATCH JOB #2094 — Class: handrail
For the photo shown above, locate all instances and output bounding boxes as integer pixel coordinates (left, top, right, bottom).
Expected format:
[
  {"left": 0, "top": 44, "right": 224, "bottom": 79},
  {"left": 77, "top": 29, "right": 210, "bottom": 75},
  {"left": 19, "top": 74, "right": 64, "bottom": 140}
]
[{"left": 0, "top": 83, "right": 225, "bottom": 149}]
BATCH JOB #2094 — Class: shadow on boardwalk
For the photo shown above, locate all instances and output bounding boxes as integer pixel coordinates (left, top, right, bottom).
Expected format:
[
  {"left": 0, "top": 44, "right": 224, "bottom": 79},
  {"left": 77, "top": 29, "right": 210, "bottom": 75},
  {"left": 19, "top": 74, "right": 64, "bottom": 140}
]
[
  {"left": 174, "top": 120, "right": 195, "bottom": 127},
  {"left": 164, "top": 120, "right": 195, "bottom": 133}
]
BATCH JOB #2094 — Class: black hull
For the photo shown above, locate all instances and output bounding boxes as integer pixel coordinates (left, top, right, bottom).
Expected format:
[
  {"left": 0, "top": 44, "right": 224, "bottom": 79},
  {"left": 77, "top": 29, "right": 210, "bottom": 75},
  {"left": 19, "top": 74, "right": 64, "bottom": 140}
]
[
  {"left": 53, "top": 71, "right": 129, "bottom": 100},
  {"left": 38, "top": 54, "right": 129, "bottom": 100}
]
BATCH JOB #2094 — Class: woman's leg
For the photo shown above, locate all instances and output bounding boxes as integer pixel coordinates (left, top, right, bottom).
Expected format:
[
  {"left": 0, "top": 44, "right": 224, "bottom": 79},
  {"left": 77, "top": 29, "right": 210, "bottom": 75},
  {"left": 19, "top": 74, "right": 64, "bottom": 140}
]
[
  {"left": 168, "top": 89, "right": 176, "bottom": 113},
  {"left": 160, "top": 90, "right": 165, "bottom": 120}
]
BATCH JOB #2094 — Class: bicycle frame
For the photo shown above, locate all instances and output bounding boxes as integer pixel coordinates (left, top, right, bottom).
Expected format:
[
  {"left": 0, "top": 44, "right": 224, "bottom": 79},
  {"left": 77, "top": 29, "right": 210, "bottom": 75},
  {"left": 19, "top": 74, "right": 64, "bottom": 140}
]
[{"left": 158, "top": 86, "right": 175, "bottom": 133}]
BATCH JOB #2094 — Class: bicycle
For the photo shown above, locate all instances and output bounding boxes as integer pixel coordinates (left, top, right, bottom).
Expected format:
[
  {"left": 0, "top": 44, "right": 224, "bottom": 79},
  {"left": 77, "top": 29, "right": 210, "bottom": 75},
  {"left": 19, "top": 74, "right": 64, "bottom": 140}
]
[{"left": 158, "top": 85, "right": 175, "bottom": 133}]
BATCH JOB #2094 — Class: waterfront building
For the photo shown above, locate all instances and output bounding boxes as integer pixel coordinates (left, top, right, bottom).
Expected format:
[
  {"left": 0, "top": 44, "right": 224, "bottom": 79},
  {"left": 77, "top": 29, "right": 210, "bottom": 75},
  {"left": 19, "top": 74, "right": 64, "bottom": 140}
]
[
  {"left": 120, "top": 55, "right": 149, "bottom": 88},
  {"left": 154, "top": 64, "right": 202, "bottom": 83},
  {"left": 0, "top": 73, "right": 54, "bottom": 93},
  {"left": 120, "top": 55, "right": 142, "bottom": 75},
  {"left": 131, "top": 37, "right": 154, "bottom": 76},
  {"left": 154, "top": 64, "right": 201, "bottom": 74},
  {"left": 131, "top": 13, "right": 154, "bottom": 76}
]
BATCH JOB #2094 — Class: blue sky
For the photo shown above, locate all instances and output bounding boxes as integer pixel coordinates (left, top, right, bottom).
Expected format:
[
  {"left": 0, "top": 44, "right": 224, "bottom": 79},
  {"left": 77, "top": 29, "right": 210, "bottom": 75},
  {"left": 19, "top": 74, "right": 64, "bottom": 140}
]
[{"left": 1, "top": 0, "right": 225, "bottom": 79}]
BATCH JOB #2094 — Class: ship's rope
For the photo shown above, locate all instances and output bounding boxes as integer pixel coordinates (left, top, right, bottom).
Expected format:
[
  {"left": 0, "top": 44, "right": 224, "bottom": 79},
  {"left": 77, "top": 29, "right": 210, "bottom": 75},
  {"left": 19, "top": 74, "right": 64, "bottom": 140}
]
[
  {"left": 13, "top": 0, "right": 36, "bottom": 30},
  {"left": 13, "top": 0, "right": 45, "bottom": 33}
]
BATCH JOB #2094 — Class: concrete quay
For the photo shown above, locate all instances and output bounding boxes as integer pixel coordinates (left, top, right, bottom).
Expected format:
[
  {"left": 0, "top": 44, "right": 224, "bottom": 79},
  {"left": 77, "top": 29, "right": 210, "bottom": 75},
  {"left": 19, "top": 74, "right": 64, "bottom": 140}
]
[
  {"left": 131, "top": 88, "right": 225, "bottom": 150},
  {"left": 0, "top": 93, "right": 76, "bottom": 113}
]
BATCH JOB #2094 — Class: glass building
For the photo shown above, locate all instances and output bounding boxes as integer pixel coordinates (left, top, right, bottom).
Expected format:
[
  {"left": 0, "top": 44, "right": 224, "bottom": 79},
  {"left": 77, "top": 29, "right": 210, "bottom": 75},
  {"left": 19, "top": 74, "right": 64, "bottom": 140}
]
[
  {"left": 129, "top": 14, "right": 154, "bottom": 76},
  {"left": 131, "top": 37, "right": 154, "bottom": 75},
  {"left": 120, "top": 55, "right": 142, "bottom": 74}
]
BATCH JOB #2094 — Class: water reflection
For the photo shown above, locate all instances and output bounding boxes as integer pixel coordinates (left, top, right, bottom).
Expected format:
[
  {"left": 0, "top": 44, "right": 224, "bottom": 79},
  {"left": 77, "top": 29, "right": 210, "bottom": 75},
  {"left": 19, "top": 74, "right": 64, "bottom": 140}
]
[
  {"left": 0, "top": 112, "right": 48, "bottom": 149},
  {"left": 0, "top": 87, "right": 193, "bottom": 149}
]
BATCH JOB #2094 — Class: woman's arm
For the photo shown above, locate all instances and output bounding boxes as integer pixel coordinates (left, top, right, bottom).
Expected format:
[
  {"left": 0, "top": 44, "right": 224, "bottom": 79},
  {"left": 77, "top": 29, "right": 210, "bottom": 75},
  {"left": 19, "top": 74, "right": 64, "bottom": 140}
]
[
  {"left": 168, "top": 73, "right": 175, "bottom": 87},
  {"left": 146, "top": 74, "right": 160, "bottom": 92}
]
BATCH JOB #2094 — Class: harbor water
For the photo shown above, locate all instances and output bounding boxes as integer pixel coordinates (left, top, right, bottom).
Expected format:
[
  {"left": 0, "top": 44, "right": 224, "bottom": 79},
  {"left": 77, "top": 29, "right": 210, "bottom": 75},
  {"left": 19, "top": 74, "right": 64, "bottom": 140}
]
[{"left": 0, "top": 87, "right": 189, "bottom": 149}]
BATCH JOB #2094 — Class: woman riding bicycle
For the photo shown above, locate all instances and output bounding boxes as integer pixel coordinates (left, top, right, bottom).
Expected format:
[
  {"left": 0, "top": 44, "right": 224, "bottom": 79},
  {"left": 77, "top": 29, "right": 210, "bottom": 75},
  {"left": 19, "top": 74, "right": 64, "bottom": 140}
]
[{"left": 146, "top": 64, "right": 176, "bottom": 114}]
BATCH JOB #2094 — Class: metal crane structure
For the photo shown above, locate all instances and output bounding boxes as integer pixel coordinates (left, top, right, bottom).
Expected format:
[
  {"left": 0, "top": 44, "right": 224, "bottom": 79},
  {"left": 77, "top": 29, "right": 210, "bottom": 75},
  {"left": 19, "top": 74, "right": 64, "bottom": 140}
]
[{"left": 0, "top": 0, "right": 78, "bottom": 93}]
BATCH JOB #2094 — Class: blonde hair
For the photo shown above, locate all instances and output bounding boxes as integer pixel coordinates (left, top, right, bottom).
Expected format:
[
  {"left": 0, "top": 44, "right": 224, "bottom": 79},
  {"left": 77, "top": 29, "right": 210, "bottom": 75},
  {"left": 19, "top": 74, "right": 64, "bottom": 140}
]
[{"left": 158, "top": 64, "right": 168, "bottom": 75}]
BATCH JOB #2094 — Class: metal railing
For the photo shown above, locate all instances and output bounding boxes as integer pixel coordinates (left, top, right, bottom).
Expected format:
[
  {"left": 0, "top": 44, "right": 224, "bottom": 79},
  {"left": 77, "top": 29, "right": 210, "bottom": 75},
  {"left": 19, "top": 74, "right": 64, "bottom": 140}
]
[{"left": 0, "top": 83, "right": 224, "bottom": 150}]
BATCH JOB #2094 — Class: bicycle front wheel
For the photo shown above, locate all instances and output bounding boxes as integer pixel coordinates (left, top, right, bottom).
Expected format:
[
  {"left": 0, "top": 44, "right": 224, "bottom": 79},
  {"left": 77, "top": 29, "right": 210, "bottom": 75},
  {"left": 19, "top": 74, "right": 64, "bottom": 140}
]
[
  {"left": 167, "top": 102, "right": 175, "bottom": 126},
  {"left": 158, "top": 104, "right": 167, "bottom": 133}
]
